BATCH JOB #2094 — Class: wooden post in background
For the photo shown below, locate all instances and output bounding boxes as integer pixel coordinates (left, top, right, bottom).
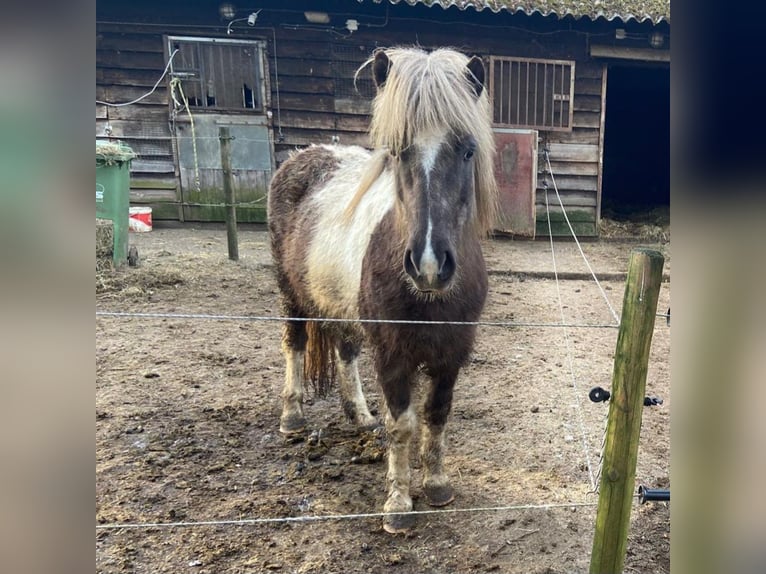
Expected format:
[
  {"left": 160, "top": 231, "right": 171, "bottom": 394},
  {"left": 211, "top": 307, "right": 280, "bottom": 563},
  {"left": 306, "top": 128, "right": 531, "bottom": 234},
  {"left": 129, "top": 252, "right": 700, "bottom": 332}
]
[
  {"left": 219, "top": 126, "right": 239, "bottom": 261},
  {"left": 590, "top": 248, "right": 665, "bottom": 574}
]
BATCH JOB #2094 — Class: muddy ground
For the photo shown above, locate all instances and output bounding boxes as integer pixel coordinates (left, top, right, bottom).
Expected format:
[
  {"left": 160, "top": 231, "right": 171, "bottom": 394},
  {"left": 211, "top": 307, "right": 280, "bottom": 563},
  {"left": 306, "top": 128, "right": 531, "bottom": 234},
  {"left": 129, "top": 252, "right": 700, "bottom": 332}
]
[{"left": 96, "top": 219, "right": 670, "bottom": 574}]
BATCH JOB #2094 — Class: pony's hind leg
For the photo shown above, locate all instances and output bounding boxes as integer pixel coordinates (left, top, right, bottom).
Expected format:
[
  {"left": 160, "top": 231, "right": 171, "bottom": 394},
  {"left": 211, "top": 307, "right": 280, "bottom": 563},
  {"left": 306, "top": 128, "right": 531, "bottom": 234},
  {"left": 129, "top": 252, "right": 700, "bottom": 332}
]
[
  {"left": 279, "top": 319, "right": 308, "bottom": 434},
  {"left": 335, "top": 338, "right": 378, "bottom": 430},
  {"left": 420, "top": 366, "right": 459, "bottom": 507}
]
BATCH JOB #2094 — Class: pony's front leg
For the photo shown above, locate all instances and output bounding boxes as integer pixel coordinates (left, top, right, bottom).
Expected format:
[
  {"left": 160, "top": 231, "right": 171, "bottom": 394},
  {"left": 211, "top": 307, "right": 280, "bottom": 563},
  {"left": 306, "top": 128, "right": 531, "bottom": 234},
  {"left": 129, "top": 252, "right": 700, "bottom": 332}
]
[
  {"left": 279, "top": 320, "right": 307, "bottom": 434},
  {"left": 420, "top": 367, "right": 459, "bottom": 507},
  {"left": 379, "top": 366, "right": 416, "bottom": 533},
  {"left": 335, "top": 339, "right": 378, "bottom": 430},
  {"left": 383, "top": 403, "right": 416, "bottom": 533}
]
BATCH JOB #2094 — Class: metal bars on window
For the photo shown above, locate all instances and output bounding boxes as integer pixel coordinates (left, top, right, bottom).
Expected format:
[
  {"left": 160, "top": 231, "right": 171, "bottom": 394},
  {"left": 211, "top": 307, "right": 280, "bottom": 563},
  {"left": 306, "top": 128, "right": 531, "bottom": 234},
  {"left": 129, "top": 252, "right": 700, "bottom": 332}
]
[{"left": 489, "top": 56, "right": 575, "bottom": 131}]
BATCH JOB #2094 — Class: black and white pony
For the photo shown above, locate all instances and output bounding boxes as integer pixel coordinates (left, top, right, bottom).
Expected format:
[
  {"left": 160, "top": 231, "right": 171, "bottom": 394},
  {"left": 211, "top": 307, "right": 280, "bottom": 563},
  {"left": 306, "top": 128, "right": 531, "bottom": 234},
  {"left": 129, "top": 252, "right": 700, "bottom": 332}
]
[{"left": 267, "top": 46, "right": 498, "bottom": 533}]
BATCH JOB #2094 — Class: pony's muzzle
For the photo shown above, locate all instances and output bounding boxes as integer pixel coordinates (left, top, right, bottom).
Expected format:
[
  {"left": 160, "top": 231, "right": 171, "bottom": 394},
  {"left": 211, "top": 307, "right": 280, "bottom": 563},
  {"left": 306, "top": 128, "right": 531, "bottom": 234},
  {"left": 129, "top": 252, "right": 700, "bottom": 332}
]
[{"left": 403, "top": 247, "right": 456, "bottom": 292}]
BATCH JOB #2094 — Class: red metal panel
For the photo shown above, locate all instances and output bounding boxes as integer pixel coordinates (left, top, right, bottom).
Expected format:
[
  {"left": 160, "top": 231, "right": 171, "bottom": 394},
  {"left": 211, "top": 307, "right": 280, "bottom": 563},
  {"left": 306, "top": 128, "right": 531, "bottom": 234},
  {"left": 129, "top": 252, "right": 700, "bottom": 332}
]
[{"left": 493, "top": 129, "right": 538, "bottom": 237}]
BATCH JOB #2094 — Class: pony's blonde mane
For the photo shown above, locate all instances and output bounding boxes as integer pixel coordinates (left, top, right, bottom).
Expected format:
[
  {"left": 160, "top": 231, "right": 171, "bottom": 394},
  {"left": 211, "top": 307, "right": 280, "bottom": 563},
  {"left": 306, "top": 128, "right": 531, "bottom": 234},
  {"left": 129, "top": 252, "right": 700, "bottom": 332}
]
[{"left": 349, "top": 46, "right": 498, "bottom": 236}]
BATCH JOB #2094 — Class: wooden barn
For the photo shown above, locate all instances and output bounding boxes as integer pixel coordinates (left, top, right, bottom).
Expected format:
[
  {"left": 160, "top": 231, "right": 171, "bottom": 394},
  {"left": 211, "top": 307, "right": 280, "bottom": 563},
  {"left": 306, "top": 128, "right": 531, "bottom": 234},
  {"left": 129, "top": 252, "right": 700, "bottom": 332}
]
[{"left": 96, "top": 0, "right": 670, "bottom": 236}]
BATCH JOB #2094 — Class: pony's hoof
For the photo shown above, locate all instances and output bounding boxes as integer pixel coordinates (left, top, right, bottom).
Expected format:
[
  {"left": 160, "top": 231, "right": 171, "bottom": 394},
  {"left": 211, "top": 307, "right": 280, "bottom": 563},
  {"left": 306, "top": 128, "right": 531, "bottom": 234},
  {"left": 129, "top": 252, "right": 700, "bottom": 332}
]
[
  {"left": 424, "top": 483, "right": 455, "bottom": 507},
  {"left": 383, "top": 512, "right": 416, "bottom": 534},
  {"left": 357, "top": 418, "right": 382, "bottom": 432},
  {"left": 279, "top": 414, "right": 307, "bottom": 435}
]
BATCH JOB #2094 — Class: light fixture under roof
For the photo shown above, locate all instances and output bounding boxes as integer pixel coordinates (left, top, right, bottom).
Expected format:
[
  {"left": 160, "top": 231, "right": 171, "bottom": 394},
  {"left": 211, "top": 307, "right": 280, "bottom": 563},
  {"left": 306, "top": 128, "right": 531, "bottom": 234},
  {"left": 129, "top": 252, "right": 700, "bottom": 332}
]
[
  {"left": 304, "top": 11, "right": 330, "bottom": 24},
  {"left": 219, "top": 2, "right": 236, "bottom": 20}
]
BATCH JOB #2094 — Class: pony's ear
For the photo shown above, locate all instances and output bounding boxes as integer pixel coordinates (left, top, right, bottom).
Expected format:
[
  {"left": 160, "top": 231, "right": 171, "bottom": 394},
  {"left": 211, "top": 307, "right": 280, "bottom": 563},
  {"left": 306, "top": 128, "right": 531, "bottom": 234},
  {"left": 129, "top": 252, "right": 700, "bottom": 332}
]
[
  {"left": 372, "top": 49, "right": 391, "bottom": 89},
  {"left": 466, "top": 56, "right": 485, "bottom": 98}
]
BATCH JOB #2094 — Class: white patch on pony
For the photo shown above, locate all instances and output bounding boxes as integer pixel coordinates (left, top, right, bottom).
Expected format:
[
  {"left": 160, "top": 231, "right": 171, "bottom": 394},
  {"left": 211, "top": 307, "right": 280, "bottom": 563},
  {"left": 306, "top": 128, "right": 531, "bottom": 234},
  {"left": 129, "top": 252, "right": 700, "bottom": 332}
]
[
  {"left": 384, "top": 404, "right": 416, "bottom": 514},
  {"left": 418, "top": 133, "right": 442, "bottom": 187},
  {"left": 414, "top": 131, "right": 446, "bottom": 281},
  {"left": 305, "top": 145, "right": 395, "bottom": 319},
  {"left": 279, "top": 348, "right": 305, "bottom": 432},
  {"left": 420, "top": 423, "right": 449, "bottom": 487},
  {"left": 420, "top": 218, "right": 438, "bottom": 279},
  {"left": 335, "top": 348, "right": 376, "bottom": 428}
]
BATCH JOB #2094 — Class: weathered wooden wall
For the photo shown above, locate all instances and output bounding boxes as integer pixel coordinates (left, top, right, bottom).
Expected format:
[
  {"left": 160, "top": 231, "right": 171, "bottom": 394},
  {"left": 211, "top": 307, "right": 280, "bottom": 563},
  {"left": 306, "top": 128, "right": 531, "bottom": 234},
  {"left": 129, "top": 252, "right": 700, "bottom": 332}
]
[
  {"left": 96, "top": 2, "right": 613, "bottom": 234},
  {"left": 537, "top": 61, "right": 606, "bottom": 236},
  {"left": 97, "top": 27, "right": 179, "bottom": 219},
  {"left": 262, "top": 23, "right": 605, "bottom": 235}
]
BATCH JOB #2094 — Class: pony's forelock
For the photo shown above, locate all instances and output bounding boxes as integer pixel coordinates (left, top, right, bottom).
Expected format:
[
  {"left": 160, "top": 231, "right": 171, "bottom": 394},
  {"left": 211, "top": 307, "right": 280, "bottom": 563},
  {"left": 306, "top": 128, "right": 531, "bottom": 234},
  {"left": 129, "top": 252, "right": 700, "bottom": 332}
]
[{"left": 359, "top": 47, "right": 498, "bottom": 236}]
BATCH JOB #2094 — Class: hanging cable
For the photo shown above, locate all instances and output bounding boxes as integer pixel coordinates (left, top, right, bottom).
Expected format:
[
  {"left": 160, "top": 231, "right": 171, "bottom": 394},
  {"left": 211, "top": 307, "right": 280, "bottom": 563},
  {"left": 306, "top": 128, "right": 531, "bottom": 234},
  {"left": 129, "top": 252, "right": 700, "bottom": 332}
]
[
  {"left": 543, "top": 148, "right": 621, "bottom": 325},
  {"left": 169, "top": 77, "right": 200, "bottom": 193}
]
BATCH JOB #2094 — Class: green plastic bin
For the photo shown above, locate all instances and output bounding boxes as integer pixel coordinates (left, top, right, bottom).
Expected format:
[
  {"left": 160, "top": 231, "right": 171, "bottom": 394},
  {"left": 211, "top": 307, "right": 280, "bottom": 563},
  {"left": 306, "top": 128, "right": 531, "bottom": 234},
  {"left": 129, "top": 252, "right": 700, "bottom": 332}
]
[{"left": 96, "top": 141, "right": 135, "bottom": 267}]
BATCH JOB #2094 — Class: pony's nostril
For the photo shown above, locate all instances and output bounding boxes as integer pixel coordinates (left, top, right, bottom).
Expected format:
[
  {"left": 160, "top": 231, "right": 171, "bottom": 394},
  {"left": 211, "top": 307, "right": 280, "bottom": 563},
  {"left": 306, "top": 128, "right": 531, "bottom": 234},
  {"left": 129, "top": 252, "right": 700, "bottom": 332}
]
[
  {"left": 403, "top": 249, "right": 419, "bottom": 280},
  {"left": 438, "top": 250, "right": 456, "bottom": 283}
]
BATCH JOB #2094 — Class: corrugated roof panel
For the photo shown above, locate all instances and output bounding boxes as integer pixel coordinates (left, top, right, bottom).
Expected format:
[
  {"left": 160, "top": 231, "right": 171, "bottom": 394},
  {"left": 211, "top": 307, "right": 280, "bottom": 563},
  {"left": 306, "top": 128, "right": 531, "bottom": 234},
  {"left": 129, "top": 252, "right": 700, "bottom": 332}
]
[{"left": 365, "top": 0, "right": 670, "bottom": 24}]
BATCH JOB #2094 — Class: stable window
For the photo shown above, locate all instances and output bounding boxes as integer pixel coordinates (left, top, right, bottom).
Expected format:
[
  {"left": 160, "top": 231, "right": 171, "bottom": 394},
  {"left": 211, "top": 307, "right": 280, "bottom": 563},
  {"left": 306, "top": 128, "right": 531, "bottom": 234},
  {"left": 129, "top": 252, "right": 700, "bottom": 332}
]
[
  {"left": 489, "top": 56, "right": 575, "bottom": 131},
  {"left": 166, "top": 36, "right": 265, "bottom": 112}
]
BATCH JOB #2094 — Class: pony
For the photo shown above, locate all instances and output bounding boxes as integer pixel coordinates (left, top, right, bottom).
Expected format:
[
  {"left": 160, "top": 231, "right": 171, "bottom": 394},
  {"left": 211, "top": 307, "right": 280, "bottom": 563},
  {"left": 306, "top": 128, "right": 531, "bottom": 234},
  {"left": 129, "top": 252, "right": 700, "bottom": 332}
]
[{"left": 267, "top": 46, "right": 498, "bottom": 533}]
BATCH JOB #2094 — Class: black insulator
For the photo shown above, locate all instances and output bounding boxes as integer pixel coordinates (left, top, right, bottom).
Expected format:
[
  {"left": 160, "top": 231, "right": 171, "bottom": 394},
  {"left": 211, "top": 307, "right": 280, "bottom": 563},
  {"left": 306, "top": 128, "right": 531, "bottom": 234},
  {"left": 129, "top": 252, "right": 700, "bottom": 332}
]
[
  {"left": 638, "top": 485, "right": 670, "bottom": 503},
  {"left": 589, "top": 386, "right": 611, "bottom": 403},
  {"left": 666, "top": 307, "right": 670, "bottom": 326}
]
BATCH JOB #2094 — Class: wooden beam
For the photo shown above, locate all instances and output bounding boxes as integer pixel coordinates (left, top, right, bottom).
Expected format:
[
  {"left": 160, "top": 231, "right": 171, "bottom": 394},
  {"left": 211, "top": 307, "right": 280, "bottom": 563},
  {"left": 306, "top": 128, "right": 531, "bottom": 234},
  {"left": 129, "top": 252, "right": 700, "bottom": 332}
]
[
  {"left": 575, "top": 61, "right": 605, "bottom": 79},
  {"left": 96, "top": 120, "right": 172, "bottom": 141},
  {"left": 274, "top": 128, "right": 370, "bottom": 148},
  {"left": 589, "top": 45, "right": 670, "bottom": 63},
  {"left": 535, "top": 206, "right": 595, "bottom": 221},
  {"left": 543, "top": 175, "right": 598, "bottom": 192},
  {"left": 335, "top": 98, "right": 372, "bottom": 116},
  {"left": 130, "top": 159, "right": 175, "bottom": 174},
  {"left": 574, "top": 78, "right": 604, "bottom": 96},
  {"left": 535, "top": 218, "right": 596, "bottom": 237},
  {"left": 547, "top": 129, "right": 600, "bottom": 145},
  {"left": 573, "top": 111, "right": 601, "bottom": 129},
  {"left": 535, "top": 189, "right": 597, "bottom": 207},
  {"left": 597, "top": 64, "right": 608, "bottom": 230},
  {"left": 544, "top": 161, "right": 599, "bottom": 176},
  {"left": 129, "top": 188, "right": 177, "bottom": 201},
  {"left": 130, "top": 179, "right": 177, "bottom": 190},
  {"left": 573, "top": 95, "right": 602, "bottom": 113},
  {"left": 97, "top": 85, "right": 167, "bottom": 106},
  {"left": 546, "top": 143, "right": 599, "bottom": 163}
]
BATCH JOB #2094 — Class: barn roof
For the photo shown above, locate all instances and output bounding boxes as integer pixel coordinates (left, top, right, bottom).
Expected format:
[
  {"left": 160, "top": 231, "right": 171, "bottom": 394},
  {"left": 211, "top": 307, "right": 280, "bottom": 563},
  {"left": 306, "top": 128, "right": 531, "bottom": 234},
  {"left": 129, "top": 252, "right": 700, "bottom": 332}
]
[{"left": 365, "top": 0, "right": 670, "bottom": 24}]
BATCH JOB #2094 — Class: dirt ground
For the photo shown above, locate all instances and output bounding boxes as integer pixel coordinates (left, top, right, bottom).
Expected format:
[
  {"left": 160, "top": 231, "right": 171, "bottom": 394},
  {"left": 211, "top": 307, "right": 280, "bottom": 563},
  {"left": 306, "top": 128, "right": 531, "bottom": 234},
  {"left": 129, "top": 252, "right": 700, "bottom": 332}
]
[{"left": 96, "top": 217, "right": 670, "bottom": 574}]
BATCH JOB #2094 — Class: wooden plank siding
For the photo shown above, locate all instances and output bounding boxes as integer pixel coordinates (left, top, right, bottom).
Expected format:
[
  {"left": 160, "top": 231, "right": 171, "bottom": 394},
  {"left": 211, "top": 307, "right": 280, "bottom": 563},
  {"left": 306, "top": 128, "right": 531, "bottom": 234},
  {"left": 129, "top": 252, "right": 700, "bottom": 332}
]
[
  {"left": 96, "top": 25, "right": 180, "bottom": 219},
  {"left": 267, "top": 29, "right": 376, "bottom": 161},
  {"left": 597, "top": 65, "right": 608, "bottom": 229},
  {"left": 537, "top": 61, "right": 606, "bottom": 235},
  {"left": 265, "top": 25, "right": 606, "bottom": 237},
  {"left": 96, "top": 13, "right": 609, "bottom": 234}
]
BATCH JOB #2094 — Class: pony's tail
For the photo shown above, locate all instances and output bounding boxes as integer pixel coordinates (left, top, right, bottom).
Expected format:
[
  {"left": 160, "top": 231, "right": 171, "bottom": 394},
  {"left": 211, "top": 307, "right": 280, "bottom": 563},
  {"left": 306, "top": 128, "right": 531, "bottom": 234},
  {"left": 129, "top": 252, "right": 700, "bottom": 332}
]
[{"left": 303, "top": 322, "right": 336, "bottom": 398}]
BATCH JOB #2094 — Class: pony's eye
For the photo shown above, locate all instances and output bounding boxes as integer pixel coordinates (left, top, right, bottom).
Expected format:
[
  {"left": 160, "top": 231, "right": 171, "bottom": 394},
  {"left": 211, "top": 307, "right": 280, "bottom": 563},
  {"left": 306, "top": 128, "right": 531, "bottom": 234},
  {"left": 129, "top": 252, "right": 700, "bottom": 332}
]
[{"left": 463, "top": 149, "right": 474, "bottom": 161}]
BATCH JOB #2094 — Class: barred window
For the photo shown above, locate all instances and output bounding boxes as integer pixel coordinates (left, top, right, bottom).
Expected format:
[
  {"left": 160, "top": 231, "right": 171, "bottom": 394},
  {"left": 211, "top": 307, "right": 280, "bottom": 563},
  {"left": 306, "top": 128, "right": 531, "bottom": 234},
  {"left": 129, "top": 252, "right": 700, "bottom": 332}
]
[
  {"left": 167, "top": 36, "right": 265, "bottom": 112},
  {"left": 489, "top": 56, "right": 575, "bottom": 131}
]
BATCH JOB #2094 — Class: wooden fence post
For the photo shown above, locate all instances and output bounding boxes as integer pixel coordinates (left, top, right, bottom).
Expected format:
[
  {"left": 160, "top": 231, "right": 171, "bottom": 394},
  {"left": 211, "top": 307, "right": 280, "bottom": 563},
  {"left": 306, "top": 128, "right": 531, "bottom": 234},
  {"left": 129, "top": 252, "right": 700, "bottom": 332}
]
[
  {"left": 589, "top": 248, "right": 665, "bottom": 574},
  {"left": 219, "top": 126, "right": 239, "bottom": 261}
]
